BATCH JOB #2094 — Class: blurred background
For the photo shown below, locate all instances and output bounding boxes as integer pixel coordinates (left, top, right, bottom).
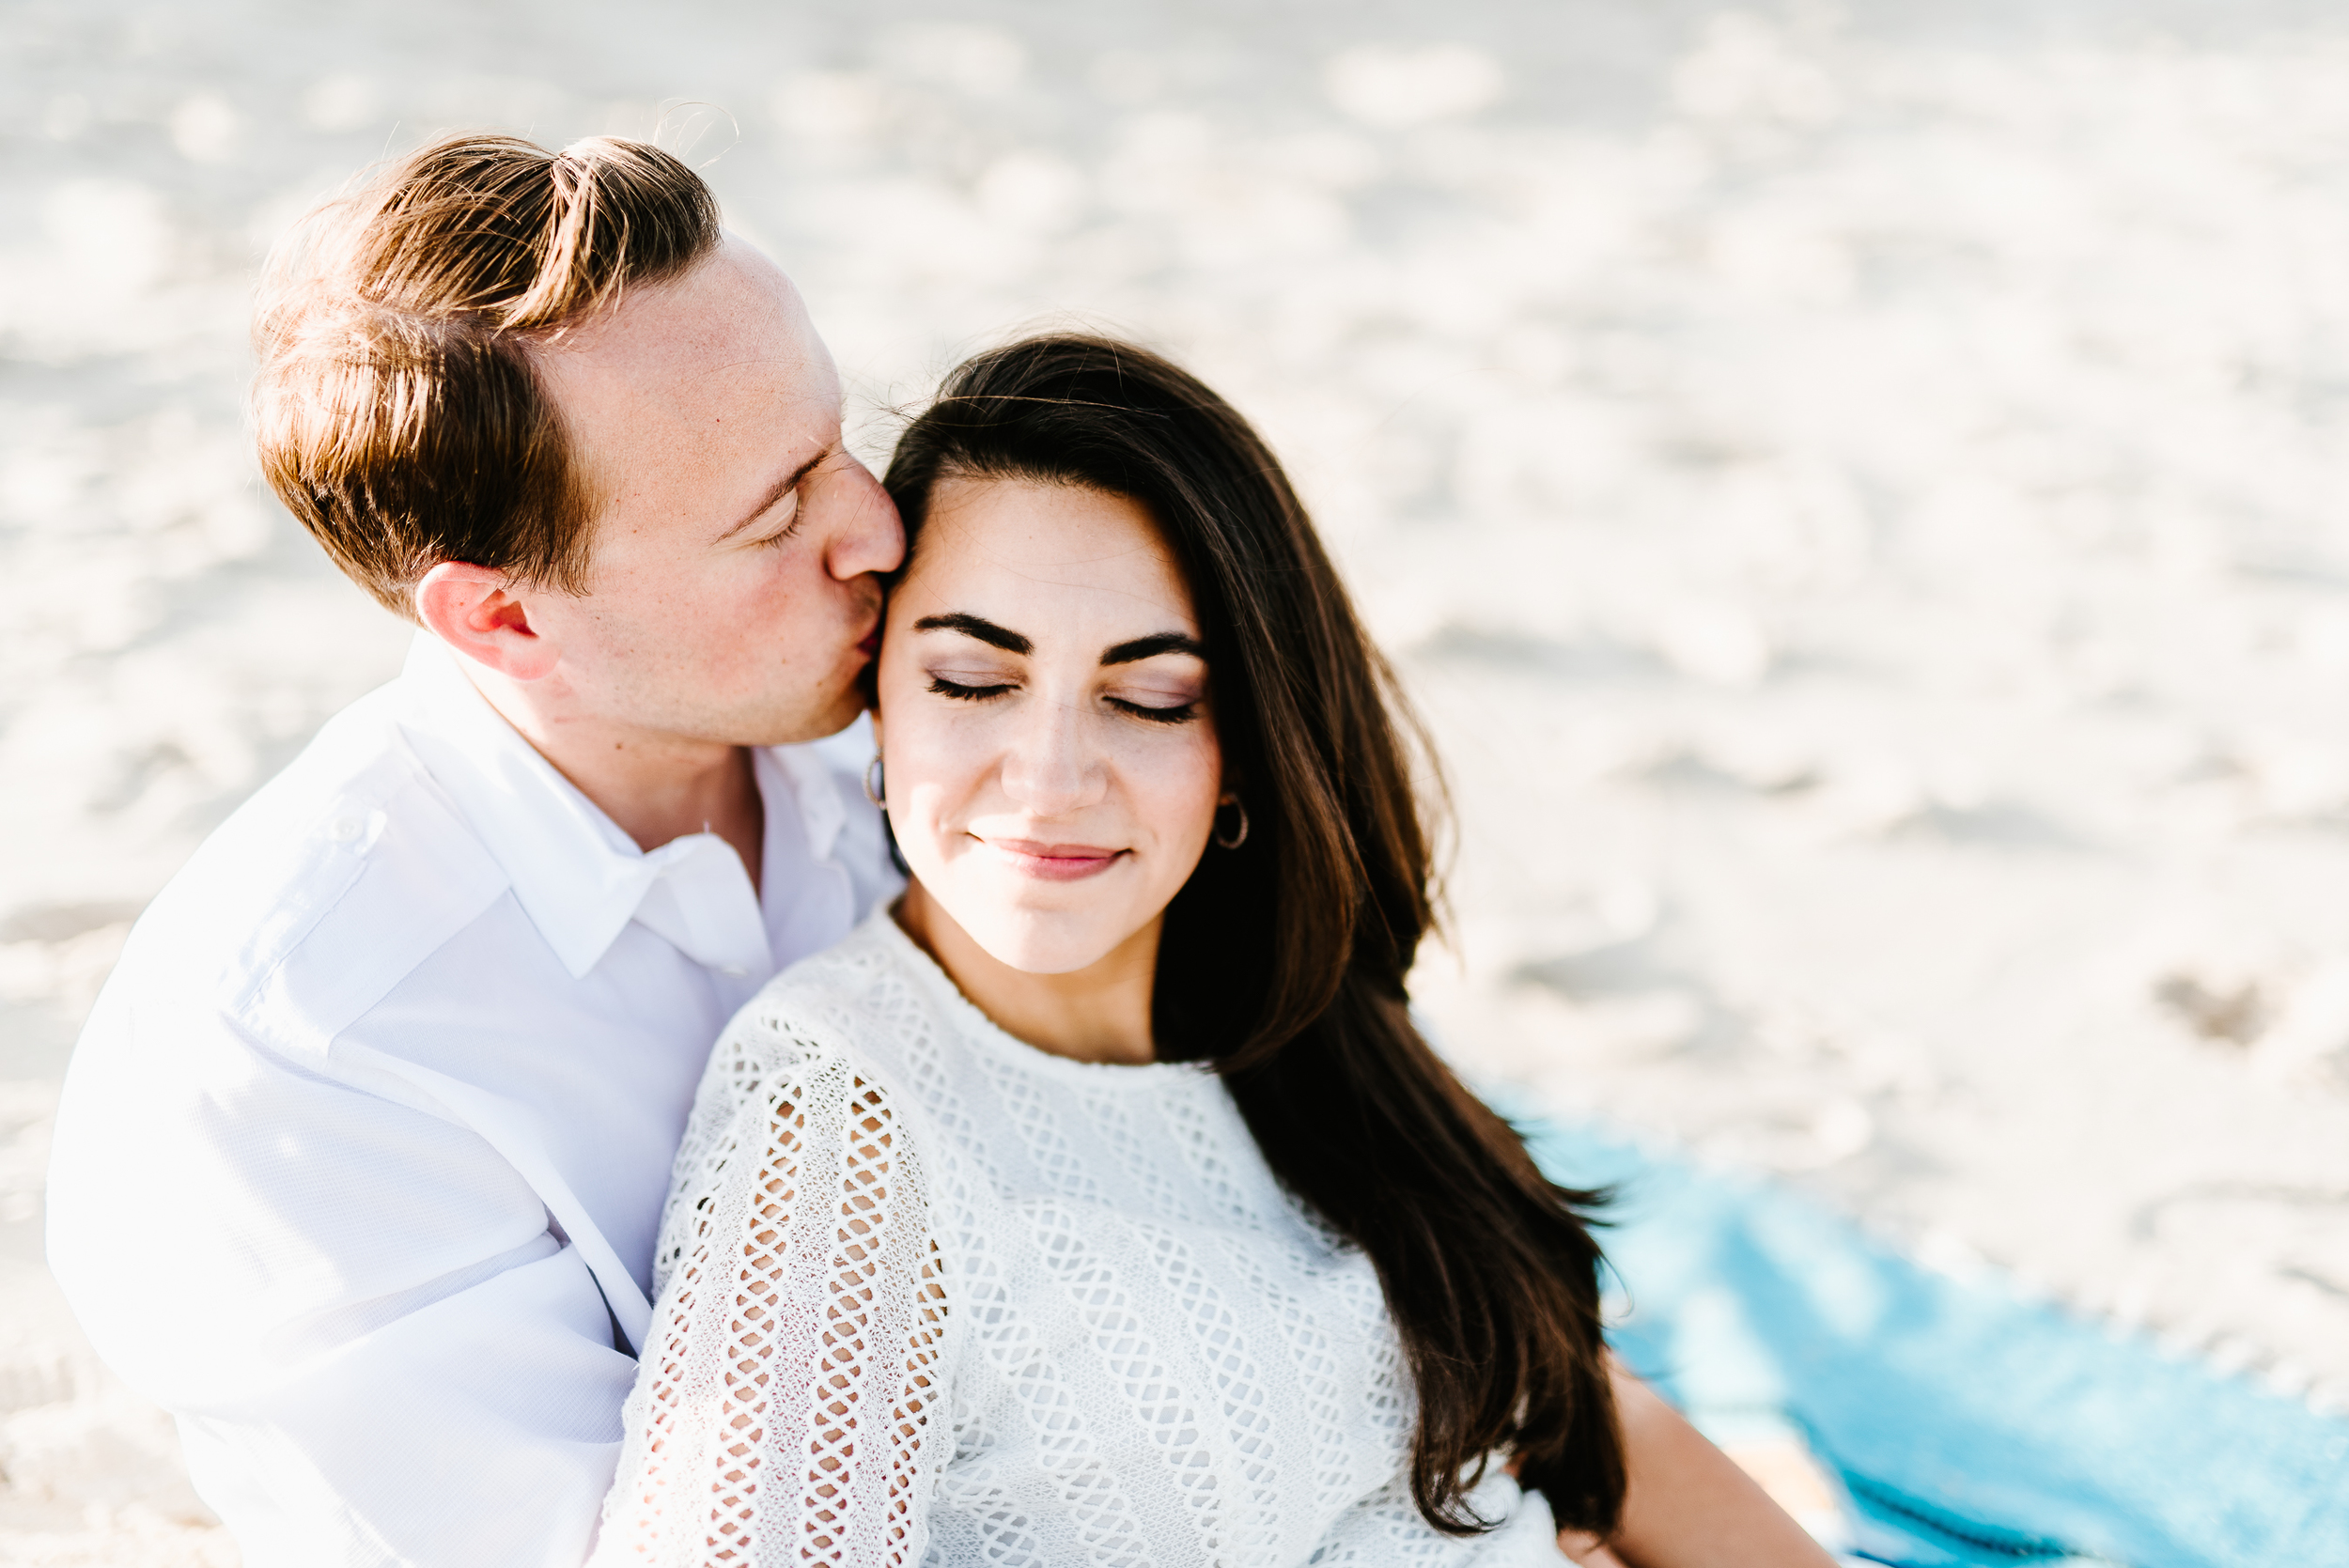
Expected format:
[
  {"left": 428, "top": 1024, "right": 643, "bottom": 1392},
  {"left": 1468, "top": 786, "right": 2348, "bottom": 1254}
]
[{"left": 6, "top": 1, "right": 2349, "bottom": 1561}]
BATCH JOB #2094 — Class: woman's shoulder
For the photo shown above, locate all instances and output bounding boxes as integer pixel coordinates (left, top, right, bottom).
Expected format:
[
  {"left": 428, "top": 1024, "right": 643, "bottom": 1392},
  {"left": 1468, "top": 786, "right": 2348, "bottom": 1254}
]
[{"left": 667, "top": 915, "right": 947, "bottom": 1231}]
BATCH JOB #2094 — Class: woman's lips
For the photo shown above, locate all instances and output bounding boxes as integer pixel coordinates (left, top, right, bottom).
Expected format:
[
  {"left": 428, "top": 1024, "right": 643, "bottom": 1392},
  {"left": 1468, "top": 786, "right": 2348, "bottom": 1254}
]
[{"left": 984, "top": 838, "right": 1127, "bottom": 882}]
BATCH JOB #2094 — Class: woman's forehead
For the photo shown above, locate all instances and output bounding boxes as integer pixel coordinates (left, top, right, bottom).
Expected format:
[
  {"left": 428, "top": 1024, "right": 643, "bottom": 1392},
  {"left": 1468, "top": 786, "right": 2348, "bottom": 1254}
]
[{"left": 899, "top": 476, "right": 1195, "bottom": 634}]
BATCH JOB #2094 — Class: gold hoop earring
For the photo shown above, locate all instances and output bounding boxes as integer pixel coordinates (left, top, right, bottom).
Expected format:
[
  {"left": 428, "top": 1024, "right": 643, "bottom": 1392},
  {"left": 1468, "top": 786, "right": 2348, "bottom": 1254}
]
[
  {"left": 863, "top": 754, "right": 887, "bottom": 809},
  {"left": 1213, "top": 795, "right": 1249, "bottom": 850}
]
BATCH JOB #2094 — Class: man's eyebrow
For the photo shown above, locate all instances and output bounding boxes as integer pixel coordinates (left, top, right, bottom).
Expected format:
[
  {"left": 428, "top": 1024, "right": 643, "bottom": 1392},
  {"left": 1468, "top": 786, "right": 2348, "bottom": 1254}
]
[
  {"left": 715, "top": 448, "right": 831, "bottom": 542},
  {"left": 912, "top": 613, "right": 1033, "bottom": 655},
  {"left": 1101, "top": 632, "right": 1205, "bottom": 666}
]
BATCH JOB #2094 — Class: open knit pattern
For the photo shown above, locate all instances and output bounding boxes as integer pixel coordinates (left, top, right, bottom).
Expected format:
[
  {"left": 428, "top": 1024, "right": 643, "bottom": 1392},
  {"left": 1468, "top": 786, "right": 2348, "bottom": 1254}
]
[{"left": 593, "top": 912, "right": 1563, "bottom": 1567}]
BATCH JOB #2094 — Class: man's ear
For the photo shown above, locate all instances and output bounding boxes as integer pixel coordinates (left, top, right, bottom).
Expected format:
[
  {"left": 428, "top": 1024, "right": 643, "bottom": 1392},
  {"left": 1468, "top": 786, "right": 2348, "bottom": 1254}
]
[{"left": 414, "top": 562, "right": 561, "bottom": 681}]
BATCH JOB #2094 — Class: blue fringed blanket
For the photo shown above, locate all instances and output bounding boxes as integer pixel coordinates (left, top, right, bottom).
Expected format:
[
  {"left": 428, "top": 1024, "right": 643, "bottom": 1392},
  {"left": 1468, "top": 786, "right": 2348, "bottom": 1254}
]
[{"left": 1517, "top": 1116, "right": 2349, "bottom": 1568}]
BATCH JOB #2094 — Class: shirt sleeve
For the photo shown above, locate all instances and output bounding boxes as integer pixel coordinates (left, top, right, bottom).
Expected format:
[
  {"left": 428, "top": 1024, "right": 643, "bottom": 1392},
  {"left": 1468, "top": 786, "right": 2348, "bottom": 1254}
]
[
  {"left": 593, "top": 1018, "right": 954, "bottom": 1568},
  {"left": 45, "top": 986, "right": 639, "bottom": 1568}
]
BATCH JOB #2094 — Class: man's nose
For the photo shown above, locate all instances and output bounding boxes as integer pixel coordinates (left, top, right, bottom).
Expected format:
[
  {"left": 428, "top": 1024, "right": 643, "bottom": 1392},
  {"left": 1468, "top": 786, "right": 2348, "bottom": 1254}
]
[
  {"left": 1000, "top": 697, "right": 1106, "bottom": 815},
  {"left": 817, "top": 456, "right": 906, "bottom": 582}
]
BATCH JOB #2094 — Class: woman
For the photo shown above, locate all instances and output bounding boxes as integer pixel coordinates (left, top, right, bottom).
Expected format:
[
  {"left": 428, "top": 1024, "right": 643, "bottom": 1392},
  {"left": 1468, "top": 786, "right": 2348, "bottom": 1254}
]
[{"left": 594, "top": 335, "right": 1832, "bottom": 1567}]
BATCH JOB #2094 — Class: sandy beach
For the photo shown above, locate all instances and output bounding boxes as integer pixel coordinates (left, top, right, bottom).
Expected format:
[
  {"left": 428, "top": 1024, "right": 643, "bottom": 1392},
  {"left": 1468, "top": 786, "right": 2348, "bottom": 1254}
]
[{"left": 6, "top": 1, "right": 2349, "bottom": 1560}]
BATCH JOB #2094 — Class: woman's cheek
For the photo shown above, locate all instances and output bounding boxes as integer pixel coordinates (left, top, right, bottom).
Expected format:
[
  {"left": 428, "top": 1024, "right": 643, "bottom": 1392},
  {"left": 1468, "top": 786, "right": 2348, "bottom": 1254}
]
[
  {"left": 893, "top": 724, "right": 972, "bottom": 845},
  {"left": 1128, "top": 722, "right": 1222, "bottom": 839}
]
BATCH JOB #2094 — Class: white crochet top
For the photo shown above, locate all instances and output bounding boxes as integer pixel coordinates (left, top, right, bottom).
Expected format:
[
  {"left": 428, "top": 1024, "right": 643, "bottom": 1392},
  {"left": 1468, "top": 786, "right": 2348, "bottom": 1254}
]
[{"left": 593, "top": 912, "right": 1562, "bottom": 1567}]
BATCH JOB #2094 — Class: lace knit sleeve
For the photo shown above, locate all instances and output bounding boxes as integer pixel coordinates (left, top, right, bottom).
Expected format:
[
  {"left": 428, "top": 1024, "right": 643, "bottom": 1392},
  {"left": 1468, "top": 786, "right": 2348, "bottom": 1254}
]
[{"left": 595, "top": 1015, "right": 954, "bottom": 1567}]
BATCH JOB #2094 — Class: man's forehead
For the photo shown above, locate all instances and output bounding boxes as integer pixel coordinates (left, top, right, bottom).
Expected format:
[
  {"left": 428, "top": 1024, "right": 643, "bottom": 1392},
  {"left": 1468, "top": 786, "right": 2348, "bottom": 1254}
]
[{"left": 541, "top": 237, "right": 830, "bottom": 397}]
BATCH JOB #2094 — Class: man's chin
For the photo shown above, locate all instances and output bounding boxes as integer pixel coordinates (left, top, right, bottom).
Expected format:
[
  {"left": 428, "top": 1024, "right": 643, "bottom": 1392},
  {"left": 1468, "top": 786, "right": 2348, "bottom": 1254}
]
[{"left": 738, "top": 685, "right": 867, "bottom": 749}]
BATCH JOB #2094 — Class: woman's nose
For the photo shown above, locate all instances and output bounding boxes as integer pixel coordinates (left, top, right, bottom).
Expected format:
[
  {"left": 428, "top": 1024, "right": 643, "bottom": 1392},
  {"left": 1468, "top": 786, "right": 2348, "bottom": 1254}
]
[{"left": 998, "top": 695, "right": 1106, "bottom": 815}]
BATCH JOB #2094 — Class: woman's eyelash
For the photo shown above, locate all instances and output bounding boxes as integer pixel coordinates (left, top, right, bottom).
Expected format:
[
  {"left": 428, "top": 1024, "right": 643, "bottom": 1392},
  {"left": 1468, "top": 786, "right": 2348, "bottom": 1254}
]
[
  {"left": 929, "top": 675, "right": 1014, "bottom": 701},
  {"left": 927, "top": 676, "right": 1196, "bottom": 723},
  {"left": 756, "top": 509, "right": 804, "bottom": 549},
  {"left": 1110, "top": 697, "right": 1198, "bottom": 724}
]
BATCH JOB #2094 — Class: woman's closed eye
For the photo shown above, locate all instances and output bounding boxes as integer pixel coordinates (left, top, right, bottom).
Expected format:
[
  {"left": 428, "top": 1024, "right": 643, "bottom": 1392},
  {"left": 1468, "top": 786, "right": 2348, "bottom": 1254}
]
[
  {"left": 1108, "top": 693, "right": 1199, "bottom": 723},
  {"left": 926, "top": 668, "right": 1202, "bottom": 722},
  {"left": 928, "top": 672, "right": 1016, "bottom": 701},
  {"left": 1104, "top": 666, "right": 1206, "bottom": 722}
]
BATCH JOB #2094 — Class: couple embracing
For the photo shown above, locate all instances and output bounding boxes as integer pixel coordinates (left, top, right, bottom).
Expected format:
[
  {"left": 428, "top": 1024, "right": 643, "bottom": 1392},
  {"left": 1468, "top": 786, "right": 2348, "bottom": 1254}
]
[{"left": 47, "top": 136, "right": 1831, "bottom": 1568}]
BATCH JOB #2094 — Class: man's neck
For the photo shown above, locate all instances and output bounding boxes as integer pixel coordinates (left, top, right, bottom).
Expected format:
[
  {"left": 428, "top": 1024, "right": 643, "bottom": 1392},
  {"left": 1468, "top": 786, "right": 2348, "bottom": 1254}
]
[{"left": 459, "top": 659, "right": 766, "bottom": 894}]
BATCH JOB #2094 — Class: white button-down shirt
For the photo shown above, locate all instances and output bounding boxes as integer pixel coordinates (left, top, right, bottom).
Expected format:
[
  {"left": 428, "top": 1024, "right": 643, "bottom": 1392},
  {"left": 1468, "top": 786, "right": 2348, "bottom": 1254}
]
[{"left": 45, "top": 635, "right": 899, "bottom": 1568}]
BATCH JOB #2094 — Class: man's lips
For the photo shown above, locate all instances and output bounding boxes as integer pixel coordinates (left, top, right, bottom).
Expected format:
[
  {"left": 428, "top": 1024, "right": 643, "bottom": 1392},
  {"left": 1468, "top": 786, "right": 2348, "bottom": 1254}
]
[
  {"left": 855, "top": 622, "right": 881, "bottom": 660},
  {"left": 983, "top": 837, "right": 1128, "bottom": 882}
]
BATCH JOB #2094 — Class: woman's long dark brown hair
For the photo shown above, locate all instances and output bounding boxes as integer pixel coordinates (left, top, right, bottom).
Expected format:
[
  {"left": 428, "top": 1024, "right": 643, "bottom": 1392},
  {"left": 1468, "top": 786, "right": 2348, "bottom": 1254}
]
[{"left": 882, "top": 334, "right": 1626, "bottom": 1538}]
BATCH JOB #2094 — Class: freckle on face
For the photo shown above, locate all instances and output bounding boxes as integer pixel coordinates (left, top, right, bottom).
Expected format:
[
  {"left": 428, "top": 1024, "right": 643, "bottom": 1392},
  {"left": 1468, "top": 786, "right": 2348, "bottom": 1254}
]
[{"left": 878, "top": 477, "right": 1224, "bottom": 976}]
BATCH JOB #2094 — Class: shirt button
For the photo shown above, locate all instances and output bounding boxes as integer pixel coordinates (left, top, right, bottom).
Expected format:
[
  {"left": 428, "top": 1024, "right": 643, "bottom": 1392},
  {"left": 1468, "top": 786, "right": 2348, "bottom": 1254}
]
[
  {"left": 721, "top": 965, "right": 747, "bottom": 978},
  {"left": 328, "top": 816, "right": 362, "bottom": 844}
]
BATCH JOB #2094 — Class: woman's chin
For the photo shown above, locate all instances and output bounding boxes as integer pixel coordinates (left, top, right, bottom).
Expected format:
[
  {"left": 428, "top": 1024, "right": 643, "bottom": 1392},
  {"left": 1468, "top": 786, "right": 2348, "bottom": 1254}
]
[{"left": 956, "top": 908, "right": 1135, "bottom": 978}]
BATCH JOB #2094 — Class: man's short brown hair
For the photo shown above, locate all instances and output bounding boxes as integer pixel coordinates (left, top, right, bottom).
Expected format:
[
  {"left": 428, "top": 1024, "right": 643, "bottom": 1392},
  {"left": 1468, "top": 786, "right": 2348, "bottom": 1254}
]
[{"left": 251, "top": 133, "right": 723, "bottom": 617}]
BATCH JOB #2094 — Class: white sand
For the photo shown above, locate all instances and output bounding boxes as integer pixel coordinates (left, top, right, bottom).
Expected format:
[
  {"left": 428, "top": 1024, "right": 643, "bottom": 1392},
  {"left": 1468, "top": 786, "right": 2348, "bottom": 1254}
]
[{"left": 7, "top": 2, "right": 2349, "bottom": 1559}]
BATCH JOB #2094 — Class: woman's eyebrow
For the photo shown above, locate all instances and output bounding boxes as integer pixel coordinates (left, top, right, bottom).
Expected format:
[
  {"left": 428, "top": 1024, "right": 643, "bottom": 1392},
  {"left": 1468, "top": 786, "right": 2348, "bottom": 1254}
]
[
  {"left": 1101, "top": 632, "right": 1205, "bottom": 666},
  {"left": 912, "top": 612, "right": 1032, "bottom": 654}
]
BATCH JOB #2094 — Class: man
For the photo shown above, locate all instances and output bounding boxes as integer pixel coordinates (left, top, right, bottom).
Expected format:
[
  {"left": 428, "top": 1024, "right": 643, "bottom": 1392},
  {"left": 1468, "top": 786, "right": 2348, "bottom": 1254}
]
[{"left": 45, "top": 133, "right": 904, "bottom": 1565}]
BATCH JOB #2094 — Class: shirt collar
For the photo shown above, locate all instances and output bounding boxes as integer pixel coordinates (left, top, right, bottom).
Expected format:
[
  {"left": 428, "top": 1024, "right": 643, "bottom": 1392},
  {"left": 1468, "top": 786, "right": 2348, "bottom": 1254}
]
[
  {"left": 762, "top": 741, "right": 848, "bottom": 868},
  {"left": 391, "top": 634, "right": 775, "bottom": 982}
]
